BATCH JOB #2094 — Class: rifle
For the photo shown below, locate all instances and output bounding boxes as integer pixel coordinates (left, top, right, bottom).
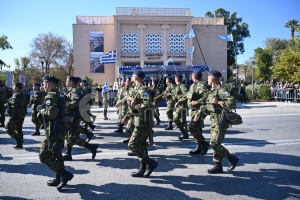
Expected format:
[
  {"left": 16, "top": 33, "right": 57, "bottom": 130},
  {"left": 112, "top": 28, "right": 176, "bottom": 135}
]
[
  {"left": 71, "top": 109, "right": 80, "bottom": 133},
  {"left": 51, "top": 94, "right": 69, "bottom": 152},
  {"left": 42, "top": 114, "right": 51, "bottom": 151},
  {"left": 217, "top": 108, "right": 227, "bottom": 143},
  {"left": 10, "top": 107, "right": 18, "bottom": 132}
]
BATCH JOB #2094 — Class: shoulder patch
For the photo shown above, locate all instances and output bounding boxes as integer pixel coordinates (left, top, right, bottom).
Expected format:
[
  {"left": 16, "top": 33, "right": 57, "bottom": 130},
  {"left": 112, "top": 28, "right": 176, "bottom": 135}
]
[
  {"left": 184, "top": 87, "right": 188, "bottom": 91},
  {"left": 143, "top": 92, "right": 148, "bottom": 97},
  {"left": 74, "top": 93, "right": 78, "bottom": 98},
  {"left": 46, "top": 99, "right": 51, "bottom": 104},
  {"left": 223, "top": 91, "right": 229, "bottom": 95}
]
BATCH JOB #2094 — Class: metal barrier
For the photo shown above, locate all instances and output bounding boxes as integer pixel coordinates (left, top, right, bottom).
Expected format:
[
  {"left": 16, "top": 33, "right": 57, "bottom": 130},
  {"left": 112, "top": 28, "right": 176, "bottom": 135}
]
[{"left": 273, "top": 88, "right": 300, "bottom": 102}]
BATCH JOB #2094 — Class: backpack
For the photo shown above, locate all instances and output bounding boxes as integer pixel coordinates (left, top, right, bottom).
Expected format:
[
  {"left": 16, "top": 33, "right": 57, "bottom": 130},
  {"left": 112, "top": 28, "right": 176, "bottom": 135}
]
[{"left": 227, "top": 111, "right": 243, "bottom": 125}]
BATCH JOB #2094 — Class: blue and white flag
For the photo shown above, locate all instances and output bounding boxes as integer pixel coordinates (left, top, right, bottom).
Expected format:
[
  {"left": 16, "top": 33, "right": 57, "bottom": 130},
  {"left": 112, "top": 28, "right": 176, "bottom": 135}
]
[
  {"left": 187, "top": 46, "right": 194, "bottom": 53},
  {"left": 183, "top": 29, "right": 195, "bottom": 40},
  {"left": 102, "top": 82, "right": 109, "bottom": 94},
  {"left": 100, "top": 50, "right": 116, "bottom": 64},
  {"left": 165, "top": 57, "right": 173, "bottom": 64},
  {"left": 218, "top": 34, "right": 233, "bottom": 42}
]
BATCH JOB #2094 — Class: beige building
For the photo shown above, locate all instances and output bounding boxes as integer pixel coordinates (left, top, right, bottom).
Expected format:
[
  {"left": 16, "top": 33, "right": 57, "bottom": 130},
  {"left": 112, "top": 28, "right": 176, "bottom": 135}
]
[{"left": 73, "top": 7, "right": 227, "bottom": 85}]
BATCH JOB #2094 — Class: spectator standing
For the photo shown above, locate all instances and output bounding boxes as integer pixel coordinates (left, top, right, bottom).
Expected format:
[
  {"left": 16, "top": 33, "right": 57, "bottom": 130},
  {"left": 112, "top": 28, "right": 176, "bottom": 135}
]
[{"left": 239, "top": 83, "right": 247, "bottom": 103}]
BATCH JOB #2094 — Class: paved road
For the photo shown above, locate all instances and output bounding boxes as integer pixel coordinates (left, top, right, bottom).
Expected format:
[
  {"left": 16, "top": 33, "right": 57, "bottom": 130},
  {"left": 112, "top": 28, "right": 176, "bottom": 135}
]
[{"left": 0, "top": 104, "right": 300, "bottom": 200}]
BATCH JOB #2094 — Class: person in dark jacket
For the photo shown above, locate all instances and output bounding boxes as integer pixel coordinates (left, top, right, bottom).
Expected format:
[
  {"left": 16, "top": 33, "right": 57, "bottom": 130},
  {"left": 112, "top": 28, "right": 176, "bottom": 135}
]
[{"left": 239, "top": 83, "right": 247, "bottom": 103}]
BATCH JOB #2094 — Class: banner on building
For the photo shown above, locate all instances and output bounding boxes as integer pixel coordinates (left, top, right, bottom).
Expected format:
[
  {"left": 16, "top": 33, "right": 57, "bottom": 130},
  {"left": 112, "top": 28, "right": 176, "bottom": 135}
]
[
  {"left": 19, "top": 73, "right": 26, "bottom": 85},
  {"left": 90, "top": 31, "right": 104, "bottom": 73}
]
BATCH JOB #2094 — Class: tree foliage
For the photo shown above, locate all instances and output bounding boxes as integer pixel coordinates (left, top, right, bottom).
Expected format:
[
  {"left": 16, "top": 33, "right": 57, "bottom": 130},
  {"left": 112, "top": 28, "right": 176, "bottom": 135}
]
[
  {"left": 285, "top": 19, "right": 299, "bottom": 39},
  {"left": 14, "top": 56, "right": 31, "bottom": 73},
  {"left": 254, "top": 47, "right": 273, "bottom": 81},
  {"left": 205, "top": 8, "right": 251, "bottom": 67},
  {"left": 271, "top": 37, "right": 300, "bottom": 83},
  {"left": 264, "top": 37, "right": 289, "bottom": 57},
  {"left": 30, "top": 32, "right": 72, "bottom": 74},
  {"left": 0, "top": 35, "right": 13, "bottom": 70}
]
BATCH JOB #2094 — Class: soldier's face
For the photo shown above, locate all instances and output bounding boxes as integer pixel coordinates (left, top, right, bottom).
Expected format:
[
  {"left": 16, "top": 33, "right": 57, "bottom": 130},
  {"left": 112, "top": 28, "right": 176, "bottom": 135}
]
[
  {"left": 43, "top": 82, "right": 49, "bottom": 92},
  {"left": 208, "top": 75, "right": 213, "bottom": 86},
  {"left": 80, "top": 82, "right": 83, "bottom": 87}
]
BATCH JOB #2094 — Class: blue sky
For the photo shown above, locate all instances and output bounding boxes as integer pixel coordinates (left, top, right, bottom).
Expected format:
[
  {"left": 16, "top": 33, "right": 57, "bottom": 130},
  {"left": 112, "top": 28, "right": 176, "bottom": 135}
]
[{"left": 1, "top": 0, "right": 300, "bottom": 70}]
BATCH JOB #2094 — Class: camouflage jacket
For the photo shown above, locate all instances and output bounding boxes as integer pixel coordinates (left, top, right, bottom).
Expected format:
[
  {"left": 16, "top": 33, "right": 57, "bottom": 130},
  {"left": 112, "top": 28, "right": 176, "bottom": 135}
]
[
  {"left": 29, "top": 90, "right": 45, "bottom": 111},
  {"left": 65, "top": 86, "right": 81, "bottom": 115},
  {"left": 38, "top": 88, "right": 60, "bottom": 121},
  {"left": 151, "top": 85, "right": 164, "bottom": 105},
  {"left": 7, "top": 91, "right": 26, "bottom": 117},
  {"left": 174, "top": 83, "right": 188, "bottom": 108},
  {"left": 162, "top": 83, "right": 176, "bottom": 104}
]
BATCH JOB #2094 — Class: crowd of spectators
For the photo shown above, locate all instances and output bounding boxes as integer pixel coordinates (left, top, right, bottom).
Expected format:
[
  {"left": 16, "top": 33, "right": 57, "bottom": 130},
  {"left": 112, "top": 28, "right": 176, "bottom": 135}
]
[{"left": 267, "top": 80, "right": 300, "bottom": 102}]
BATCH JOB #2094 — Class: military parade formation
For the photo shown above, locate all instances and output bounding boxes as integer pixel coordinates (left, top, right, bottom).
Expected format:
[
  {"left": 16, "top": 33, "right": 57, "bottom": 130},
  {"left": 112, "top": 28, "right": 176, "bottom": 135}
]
[{"left": 0, "top": 69, "right": 240, "bottom": 192}]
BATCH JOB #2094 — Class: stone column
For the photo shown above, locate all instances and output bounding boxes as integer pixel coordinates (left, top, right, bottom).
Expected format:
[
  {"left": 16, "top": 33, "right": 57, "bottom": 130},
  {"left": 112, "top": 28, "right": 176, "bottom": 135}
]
[
  {"left": 137, "top": 24, "right": 146, "bottom": 66},
  {"left": 161, "top": 24, "right": 170, "bottom": 64}
]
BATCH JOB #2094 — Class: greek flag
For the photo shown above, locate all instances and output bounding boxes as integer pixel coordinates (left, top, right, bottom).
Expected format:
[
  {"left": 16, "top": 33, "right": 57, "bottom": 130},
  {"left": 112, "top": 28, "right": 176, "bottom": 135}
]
[
  {"left": 183, "top": 29, "right": 195, "bottom": 39},
  {"left": 218, "top": 34, "right": 233, "bottom": 42},
  {"left": 165, "top": 57, "right": 173, "bottom": 64},
  {"left": 100, "top": 50, "right": 116, "bottom": 64},
  {"left": 102, "top": 82, "right": 109, "bottom": 94},
  {"left": 187, "top": 46, "right": 194, "bottom": 53}
]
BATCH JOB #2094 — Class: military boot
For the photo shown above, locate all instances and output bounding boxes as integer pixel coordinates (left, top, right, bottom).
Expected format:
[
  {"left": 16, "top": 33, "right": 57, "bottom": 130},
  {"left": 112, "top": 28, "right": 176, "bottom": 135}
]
[
  {"left": 143, "top": 156, "right": 158, "bottom": 178},
  {"left": 84, "top": 129, "right": 94, "bottom": 143},
  {"left": 13, "top": 137, "right": 23, "bottom": 149},
  {"left": 178, "top": 129, "right": 189, "bottom": 140},
  {"left": 31, "top": 129, "right": 41, "bottom": 136},
  {"left": 127, "top": 152, "right": 135, "bottom": 156},
  {"left": 200, "top": 141, "right": 210, "bottom": 156},
  {"left": 84, "top": 143, "right": 98, "bottom": 159},
  {"left": 47, "top": 173, "right": 61, "bottom": 186},
  {"left": 57, "top": 168, "right": 74, "bottom": 191},
  {"left": 63, "top": 147, "right": 73, "bottom": 161},
  {"left": 227, "top": 154, "right": 239, "bottom": 172},
  {"left": 131, "top": 161, "right": 146, "bottom": 177},
  {"left": 123, "top": 138, "right": 130, "bottom": 143},
  {"left": 155, "top": 118, "right": 161, "bottom": 125},
  {"left": 189, "top": 144, "right": 201, "bottom": 154},
  {"left": 165, "top": 121, "right": 173, "bottom": 130},
  {"left": 207, "top": 162, "right": 223, "bottom": 174},
  {"left": 88, "top": 123, "right": 96, "bottom": 132},
  {"left": 114, "top": 123, "right": 124, "bottom": 133}
]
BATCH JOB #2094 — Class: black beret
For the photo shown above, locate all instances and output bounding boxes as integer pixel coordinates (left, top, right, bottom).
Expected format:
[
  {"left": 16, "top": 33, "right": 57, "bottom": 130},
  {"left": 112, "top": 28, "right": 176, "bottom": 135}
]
[
  {"left": 67, "top": 76, "right": 78, "bottom": 83},
  {"left": 175, "top": 74, "right": 183, "bottom": 79},
  {"left": 76, "top": 77, "right": 81, "bottom": 83},
  {"left": 134, "top": 70, "right": 145, "bottom": 79},
  {"left": 82, "top": 80, "right": 88, "bottom": 84},
  {"left": 208, "top": 70, "right": 222, "bottom": 78},
  {"left": 166, "top": 76, "right": 173, "bottom": 81},
  {"left": 33, "top": 82, "right": 41, "bottom": 87},
  {"left": 43, "top": 75, "right": 59, "bottom": 84},
  {"left": 14, "top": 82, "right": 23, "bottom": 88},
  {"left": 193, "top": 70, "right": 202, "bottom": 79}
]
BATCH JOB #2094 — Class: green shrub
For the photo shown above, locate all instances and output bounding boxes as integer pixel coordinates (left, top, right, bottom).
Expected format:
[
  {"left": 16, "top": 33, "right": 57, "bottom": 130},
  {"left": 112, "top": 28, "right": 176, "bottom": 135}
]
[
  {"left": 257, "top": 84, "right": 271, "bottom": 100},
  {"left": 246, "top": 85, "right": 259, "bottom": 100}
]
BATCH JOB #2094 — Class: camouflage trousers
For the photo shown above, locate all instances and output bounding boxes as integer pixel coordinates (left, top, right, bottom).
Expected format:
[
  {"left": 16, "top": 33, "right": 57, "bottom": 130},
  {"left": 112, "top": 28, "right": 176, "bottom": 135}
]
[
  {"left": 31, "top": 111, "right": 41, "bottom": 131},
  {"left": 128, "top": 116, "right": 149, "bottom": 162},
  {"left": 125, "top": 117, "right": 134, "bottom": 138},
  {"left": 210, "top": 119, "right": 230, "bottom": 162},
  {"left": 65, "top": 121, "right": 86, "bottom": 148},
  {"left": 5, "top": 116, "right": 25, "bottom": 139},
  {"left": 153, "top": 103, "right": 160, "bottom": 120},
  {"left": 0, "top": 105, "right": 5, "bottom": 123},
  {"left": 166, "top": 102, "right": 175, "bottom": 122},
  {"left": 39, "top": 135, "right": 65, "bottom": 173},
  {"left": 174, "top": 107, "right": 187, "bottom": 130},
  {"left": 189, "top": 111, "right": 205, "bottom": 144}
]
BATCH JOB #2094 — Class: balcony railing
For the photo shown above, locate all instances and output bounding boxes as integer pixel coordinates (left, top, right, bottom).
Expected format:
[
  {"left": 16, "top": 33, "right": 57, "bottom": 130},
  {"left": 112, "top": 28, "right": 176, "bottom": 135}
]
[
  {"left": 116, "top": 7, "right": 191, "bottom": 16},
  {"left": 76, "top": 16, "right": 114, "bottom": 24}
]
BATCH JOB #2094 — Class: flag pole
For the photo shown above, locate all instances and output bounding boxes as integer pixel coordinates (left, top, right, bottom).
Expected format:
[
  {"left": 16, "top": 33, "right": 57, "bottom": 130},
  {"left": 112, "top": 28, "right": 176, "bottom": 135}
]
[
  {"left": 192, "top": 26, "right": 207, "bottom": 67},
  {"left": 231, "top": 34, "right": 238, "bottom": 85}
]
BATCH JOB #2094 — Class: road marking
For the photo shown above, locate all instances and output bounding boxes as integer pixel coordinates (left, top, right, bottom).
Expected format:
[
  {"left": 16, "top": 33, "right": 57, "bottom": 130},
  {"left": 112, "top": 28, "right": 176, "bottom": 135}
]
[
  {"left": 1, "top": 139, "right": 300, "bottom": 160},
  {"left": 240, "top": 113, "right": 300, "bottom": 117}
]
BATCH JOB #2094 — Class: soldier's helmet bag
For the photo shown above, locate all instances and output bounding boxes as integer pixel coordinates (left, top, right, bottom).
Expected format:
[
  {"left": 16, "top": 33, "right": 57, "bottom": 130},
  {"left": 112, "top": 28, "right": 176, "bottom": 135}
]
[{"left": 226, "top": 111, "right": 243, "bottom": 125}]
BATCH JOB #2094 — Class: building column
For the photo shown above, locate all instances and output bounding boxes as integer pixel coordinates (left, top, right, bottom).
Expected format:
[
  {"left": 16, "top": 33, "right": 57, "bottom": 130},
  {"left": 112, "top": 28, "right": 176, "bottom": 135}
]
[
  {"left": 161, "top": 24, "right": 170, "bottom": 64},
  {"left": 137, "top": 24, "right": 146, "bottom": 66}
]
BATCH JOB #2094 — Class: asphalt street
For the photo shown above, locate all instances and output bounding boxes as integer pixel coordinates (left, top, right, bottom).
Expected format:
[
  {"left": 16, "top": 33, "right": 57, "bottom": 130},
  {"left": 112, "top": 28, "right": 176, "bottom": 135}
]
[{"left": 0, "top": 103, "right": 300, "bottom": 200}]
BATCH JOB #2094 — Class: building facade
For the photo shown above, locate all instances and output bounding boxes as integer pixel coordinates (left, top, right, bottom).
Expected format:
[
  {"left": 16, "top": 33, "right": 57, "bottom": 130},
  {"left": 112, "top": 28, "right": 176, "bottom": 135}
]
[{"left": 73, "top": 7, "right": 227, "bottom": 85}]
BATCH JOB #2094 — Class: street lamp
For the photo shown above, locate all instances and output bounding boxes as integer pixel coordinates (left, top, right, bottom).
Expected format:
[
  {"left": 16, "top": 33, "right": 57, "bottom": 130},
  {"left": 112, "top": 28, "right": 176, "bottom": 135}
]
[
  {"left": 39, "top": 57, "right": 45, "bottom": 77},
  {"left": 244, "top": 66, "right": 248, "bottom": 83},
  {"left": 250, "top": 57, "right": 255, "bottom": 96}
]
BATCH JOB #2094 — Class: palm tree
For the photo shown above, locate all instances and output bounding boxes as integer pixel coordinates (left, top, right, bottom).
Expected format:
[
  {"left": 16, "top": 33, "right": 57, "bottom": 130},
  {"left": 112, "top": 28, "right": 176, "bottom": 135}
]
[{"left": 285, "top": 19, "right": 299, "bottom": 39}]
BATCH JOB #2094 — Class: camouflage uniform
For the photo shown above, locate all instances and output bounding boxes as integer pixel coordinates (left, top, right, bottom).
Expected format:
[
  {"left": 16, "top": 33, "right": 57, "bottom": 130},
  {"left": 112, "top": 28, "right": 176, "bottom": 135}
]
[
  {"left": 206, "top": 84, "right": 236, "bottom": 163},
  {"left": 151, "top": 84, "right": 163, "bottom": 124},
  {"left": 29, "top": 90, "right": 45, "bottom": 134},
  {"left": 115, "top": 86, "right": 126, "bottom": 122},
  {"left": 127, "top": 81, "right": 158, "bottom": 177},
  {"left": 6, "top": 90, "right": 26, "bottom": 147},
  {"left": 164, "top": 83, "right": 176, "bottom": 123},
  {"left": 0, "top": 86, "right": 5, "bottom": 127},
  {"left": 102, "top": 92, "right": 109, "bottom": 120},
  {"left": 63, "top": 86, "right": 98, "bottom": 161},
  {"left": 174, "top": 82, "right": 188, "bottom": 132},
  {"left": 38, "top": 88, "right": 66, "bottom": 173},
  {"left": 120, "top": 85, "right": 135, "bottom": 140}
]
